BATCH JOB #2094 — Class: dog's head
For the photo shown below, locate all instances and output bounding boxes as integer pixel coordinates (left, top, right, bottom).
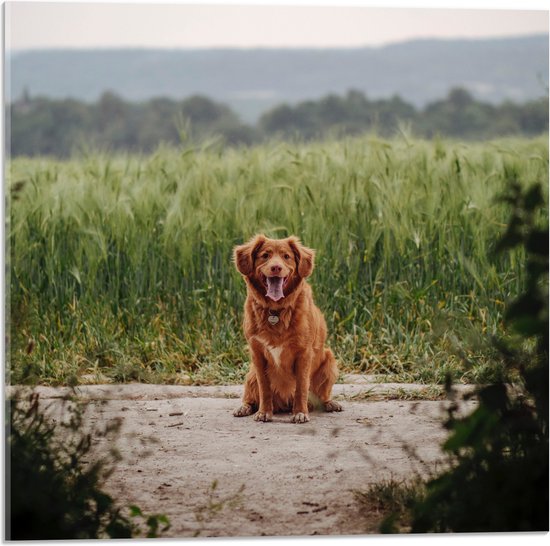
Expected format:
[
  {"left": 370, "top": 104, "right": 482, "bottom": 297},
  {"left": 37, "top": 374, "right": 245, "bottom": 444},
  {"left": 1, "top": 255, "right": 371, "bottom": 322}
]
[{"left": 233, "top": 234, "right": 315, "bottom": 302}]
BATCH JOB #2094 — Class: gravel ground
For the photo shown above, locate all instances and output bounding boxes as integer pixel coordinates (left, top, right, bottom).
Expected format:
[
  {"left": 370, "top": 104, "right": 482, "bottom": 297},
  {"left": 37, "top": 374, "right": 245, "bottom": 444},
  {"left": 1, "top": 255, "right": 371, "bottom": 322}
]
[{"left": 8, "top": 379, "right": 477, "bottom": 539}]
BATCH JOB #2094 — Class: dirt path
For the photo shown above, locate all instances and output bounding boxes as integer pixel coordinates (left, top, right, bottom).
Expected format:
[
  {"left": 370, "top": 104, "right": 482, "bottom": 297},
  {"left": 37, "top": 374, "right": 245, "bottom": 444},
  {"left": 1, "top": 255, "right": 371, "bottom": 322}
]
[{"left": 10, "top": 378, "right": 476, "bottom": 538}]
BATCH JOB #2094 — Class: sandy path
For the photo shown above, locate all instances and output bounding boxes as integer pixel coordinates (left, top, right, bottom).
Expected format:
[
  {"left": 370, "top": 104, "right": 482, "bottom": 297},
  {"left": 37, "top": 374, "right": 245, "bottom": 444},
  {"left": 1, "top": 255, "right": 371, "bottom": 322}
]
[{"left": 9, "top": 380, "right": 476, "bottom": 538}]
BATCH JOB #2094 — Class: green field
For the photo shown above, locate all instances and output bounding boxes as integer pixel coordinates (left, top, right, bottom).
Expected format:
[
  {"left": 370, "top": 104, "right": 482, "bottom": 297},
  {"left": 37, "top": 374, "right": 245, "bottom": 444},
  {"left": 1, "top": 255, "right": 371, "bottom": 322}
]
[{"left": 8, "top": 135, "right": 548, "bottom": 386}]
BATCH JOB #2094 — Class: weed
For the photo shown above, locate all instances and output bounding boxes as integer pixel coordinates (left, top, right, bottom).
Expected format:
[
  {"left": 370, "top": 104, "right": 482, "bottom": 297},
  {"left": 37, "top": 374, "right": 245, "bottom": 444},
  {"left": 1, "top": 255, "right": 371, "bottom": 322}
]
[
  {"left": 355, "top": 478, "right": 426, "bottom": 533},
  {"left": 193, "top": 480, "right": 245, "bottom": 537}
]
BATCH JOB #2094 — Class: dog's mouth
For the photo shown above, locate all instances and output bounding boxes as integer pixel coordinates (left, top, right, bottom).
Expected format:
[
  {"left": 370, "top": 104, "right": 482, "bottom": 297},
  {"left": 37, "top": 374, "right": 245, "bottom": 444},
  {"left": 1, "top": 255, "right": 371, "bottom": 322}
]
[{"left": 261, "top": 274, "right": 289, "bottom": 302}]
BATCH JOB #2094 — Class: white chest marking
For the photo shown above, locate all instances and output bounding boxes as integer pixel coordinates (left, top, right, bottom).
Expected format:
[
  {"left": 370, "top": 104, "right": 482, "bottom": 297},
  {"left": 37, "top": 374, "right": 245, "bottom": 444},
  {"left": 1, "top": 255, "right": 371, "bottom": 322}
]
[{"left": 256, "top": 336, "right": 283, "bottom": 367}]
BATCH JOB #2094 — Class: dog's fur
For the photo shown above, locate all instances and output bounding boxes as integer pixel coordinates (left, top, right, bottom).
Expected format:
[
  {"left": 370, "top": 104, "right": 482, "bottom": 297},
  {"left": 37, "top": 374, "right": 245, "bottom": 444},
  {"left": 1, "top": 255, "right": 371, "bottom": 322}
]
[{"left": 232, "top": 234, "right": 342, "bottom": 423}]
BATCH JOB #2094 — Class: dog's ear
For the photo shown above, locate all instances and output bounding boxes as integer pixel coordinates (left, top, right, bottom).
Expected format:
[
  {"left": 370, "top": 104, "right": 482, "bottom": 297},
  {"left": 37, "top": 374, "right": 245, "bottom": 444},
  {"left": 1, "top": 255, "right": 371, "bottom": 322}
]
[
  {"left": 288, "top": 236, "right": 315, "bottom": 278},
  {"left": 233, "top": 234, "right": 266, "bottom": 276}
]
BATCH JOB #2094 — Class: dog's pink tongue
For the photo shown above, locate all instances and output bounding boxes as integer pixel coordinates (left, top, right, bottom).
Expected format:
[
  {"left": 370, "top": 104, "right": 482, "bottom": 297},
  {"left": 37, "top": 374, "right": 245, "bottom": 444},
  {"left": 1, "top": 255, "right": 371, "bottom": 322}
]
[{"left": 266, "top": 277, "right": 284, "bottom": 301}]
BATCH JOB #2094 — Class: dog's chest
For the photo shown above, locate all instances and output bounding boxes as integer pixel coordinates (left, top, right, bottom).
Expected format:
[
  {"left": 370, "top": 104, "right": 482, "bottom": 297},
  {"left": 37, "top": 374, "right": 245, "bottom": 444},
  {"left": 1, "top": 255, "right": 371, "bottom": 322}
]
[{"left": 255, "top": 335, "right": 286, "bottom": 368}]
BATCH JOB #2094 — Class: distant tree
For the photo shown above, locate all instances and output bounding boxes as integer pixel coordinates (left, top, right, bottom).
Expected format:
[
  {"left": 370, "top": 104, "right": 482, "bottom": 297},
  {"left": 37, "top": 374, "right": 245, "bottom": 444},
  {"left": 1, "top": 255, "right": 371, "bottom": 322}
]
[
  {"left": 492, "top": 101, "right": 522, "bottom": 136},
  {"left": 421, "top": 87, "right": 497, "bottom": 139},
  {"left": 259, "top": 90, "right": 410, "bottom": 139},
  {"left": 448, "top": 88, "right": 474, "bottom": 109},
  {"left": 317, "top": 94, "right": 348, "bottom": 125},
  {"left": 137, "top": 97, "right": 181, "bottom": 150},
  {"left": 259, "top": 104, "right": 300, "bottom": 136},
  {"left": 371, "top": 95, "right": 417, "bottom": 135},
  {"left": 91, "top": 92, "right": 138, "bottom": 151},
  {"left": 7, "top": 88, "right": 549, "bottom": 157},
  {"left": 10, "top": 96, "right": 92, "bottom": 157},
  {"left": 181, "top": 96, "right": 222, "bottom": 124},
  {"left": 518, "top": 98, "right": 549, "bottom": 135}
]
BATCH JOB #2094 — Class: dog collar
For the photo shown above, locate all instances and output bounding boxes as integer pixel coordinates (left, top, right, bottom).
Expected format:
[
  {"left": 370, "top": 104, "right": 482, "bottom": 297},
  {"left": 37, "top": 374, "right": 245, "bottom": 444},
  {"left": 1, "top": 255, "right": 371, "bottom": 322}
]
[{"left": 267, "top": 309, "right": 280, "bottom": 325}]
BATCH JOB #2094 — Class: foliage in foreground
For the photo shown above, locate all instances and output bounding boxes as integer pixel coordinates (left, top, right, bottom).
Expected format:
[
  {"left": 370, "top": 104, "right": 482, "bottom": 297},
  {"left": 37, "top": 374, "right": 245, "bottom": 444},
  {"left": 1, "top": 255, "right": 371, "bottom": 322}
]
[
  {"left": 418, "top": 181, "right": 547, "bottom": 532},
  {"left": 6, "top": 392, "right": 170, "bottom": 539},
  {"left": 380, "top": 181, "right": 548, "bottom": 533},
  {"left": 9, "top": 136, "right": 548, "bottom": 385}
]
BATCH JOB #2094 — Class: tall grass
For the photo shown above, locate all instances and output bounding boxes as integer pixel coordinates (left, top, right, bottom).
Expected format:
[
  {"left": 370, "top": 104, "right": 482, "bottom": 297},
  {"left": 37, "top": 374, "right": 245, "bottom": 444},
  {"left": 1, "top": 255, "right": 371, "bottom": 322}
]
[{"left": 8, "top": 135, "right": 548, "bottom": 385}]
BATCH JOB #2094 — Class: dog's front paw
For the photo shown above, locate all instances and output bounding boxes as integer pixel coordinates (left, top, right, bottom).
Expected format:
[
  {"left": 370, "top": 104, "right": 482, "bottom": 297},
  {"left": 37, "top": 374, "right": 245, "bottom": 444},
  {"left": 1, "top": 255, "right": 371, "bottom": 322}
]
[
  {"left": 324, "top": 400, "right": 343, "bottom": 412},
  {"left": 233, "top": 403, "right": 254, "bottom": 417},
  {"left": 253, "top": 411, "right": 273, "bottom": 422},
  {"left": 291, "top": 412, "right": 310, "bottom": 424}
]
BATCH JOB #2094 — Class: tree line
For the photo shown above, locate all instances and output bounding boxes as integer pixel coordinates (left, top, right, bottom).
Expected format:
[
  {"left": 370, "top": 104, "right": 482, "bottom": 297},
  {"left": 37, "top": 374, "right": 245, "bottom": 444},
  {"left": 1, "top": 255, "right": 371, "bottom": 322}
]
[{"left": 9, "top": 87, "right": 548, "bottom": 157}]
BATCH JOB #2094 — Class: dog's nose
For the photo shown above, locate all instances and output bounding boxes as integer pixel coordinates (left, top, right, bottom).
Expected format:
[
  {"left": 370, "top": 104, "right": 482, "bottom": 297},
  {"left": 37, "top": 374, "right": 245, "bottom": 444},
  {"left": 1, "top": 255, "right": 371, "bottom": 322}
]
[{"left": 270, "top": 264, "right": 282, "bottom": 274}]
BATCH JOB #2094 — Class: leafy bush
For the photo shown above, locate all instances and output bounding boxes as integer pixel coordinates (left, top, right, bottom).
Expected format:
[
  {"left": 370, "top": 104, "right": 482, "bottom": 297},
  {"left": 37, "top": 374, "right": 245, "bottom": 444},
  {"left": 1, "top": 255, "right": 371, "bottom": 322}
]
[
  {"left": 6, "top": 392, "right": 170, "bottom": 539},
  {"left": 409, "top": 180, "right": 548, "bottom": 532}
]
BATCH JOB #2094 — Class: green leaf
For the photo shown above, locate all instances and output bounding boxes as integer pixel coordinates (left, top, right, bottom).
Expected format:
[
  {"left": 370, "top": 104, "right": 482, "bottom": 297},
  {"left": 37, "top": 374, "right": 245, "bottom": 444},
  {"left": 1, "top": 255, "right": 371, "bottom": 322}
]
[
  {"left": 511, "top": 317, "right": 544, "bottom": 337},
  {"left": 523, "top": 184, "right": 543, "bottom": 211},
  {"left": 69, "top": 265, "right": 82, "bottom": 285},
  {"left": 526, "top": 230, "right": 549, "bottom": 256},
  {"left": 129, "top": 505, "right": 143, "bottom": 517}
]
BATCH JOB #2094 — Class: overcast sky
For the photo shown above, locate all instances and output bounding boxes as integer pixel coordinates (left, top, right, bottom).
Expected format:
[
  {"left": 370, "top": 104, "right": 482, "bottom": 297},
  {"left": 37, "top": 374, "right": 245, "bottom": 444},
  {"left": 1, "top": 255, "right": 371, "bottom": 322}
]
[{"left": 5, "top": 0, "right": 549, "bottom": 51}]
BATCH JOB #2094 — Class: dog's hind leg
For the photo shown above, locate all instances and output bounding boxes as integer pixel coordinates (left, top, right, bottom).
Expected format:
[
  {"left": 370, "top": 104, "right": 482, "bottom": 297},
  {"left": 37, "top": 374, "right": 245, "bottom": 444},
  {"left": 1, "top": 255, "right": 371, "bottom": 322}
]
[
  {"left": 311, "top": 348, "right": 342, "bottom": 413},
  {"left": 233, "top": 370, "right": 259, "bottom": 417}
]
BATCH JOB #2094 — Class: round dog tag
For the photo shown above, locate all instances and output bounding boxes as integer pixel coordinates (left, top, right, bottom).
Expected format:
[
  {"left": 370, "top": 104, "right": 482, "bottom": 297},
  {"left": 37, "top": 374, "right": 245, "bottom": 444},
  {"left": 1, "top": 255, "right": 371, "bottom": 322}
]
[{"left": 268, "top": 315, "right": 279, "bottom": 325}]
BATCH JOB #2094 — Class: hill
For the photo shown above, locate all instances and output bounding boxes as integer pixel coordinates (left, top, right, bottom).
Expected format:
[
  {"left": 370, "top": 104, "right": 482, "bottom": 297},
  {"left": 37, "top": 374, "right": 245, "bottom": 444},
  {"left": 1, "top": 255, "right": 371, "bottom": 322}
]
[{"left": 8, "top": 34, "right": 549, "bottom": 122}]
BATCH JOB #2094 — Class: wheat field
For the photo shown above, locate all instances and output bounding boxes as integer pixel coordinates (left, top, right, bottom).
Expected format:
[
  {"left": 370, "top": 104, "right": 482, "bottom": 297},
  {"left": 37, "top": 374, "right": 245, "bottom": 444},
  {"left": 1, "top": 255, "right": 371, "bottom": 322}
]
[{"left": 8, "top": 135, "right": 548, "bottom": 385}]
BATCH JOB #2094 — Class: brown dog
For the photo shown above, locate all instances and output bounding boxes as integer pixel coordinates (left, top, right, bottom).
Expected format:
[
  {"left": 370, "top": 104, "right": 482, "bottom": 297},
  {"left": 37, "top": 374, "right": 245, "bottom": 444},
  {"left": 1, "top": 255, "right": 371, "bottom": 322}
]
[{"left": 233, "top": 234, "right": 342, "bottom": 423}]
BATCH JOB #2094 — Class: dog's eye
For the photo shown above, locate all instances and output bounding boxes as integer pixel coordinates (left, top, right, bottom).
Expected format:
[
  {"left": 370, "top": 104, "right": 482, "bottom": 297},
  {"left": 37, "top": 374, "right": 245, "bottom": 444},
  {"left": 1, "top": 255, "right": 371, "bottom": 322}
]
[
  {"left": 261, "top": 252, "right": 269, "bottom": 259},
  {"left": 284, "top": 254, "right": 291, "bottom": 260}
]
